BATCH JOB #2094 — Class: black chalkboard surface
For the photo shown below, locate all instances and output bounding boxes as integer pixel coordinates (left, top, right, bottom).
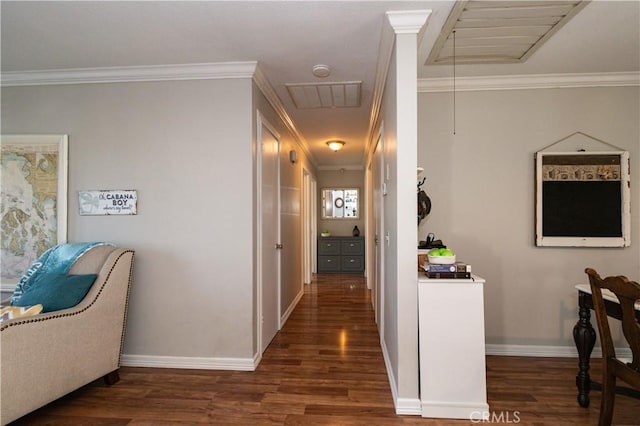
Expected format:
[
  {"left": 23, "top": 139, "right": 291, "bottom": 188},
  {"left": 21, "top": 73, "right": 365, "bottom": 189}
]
[
  {"left": 535, "top": 151, "right": 630, "bottom": 247},
  {"left": 542, "top": 181, "right": 622, "bottom": 237}
]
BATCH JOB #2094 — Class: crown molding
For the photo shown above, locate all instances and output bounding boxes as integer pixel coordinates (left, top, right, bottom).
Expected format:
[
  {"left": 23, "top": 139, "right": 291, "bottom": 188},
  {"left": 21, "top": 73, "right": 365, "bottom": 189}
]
[
  {"left": 252, "top": 64, "right": 318, "bottom": 168},
  {"left": 0, "top": 62, "right": 259, "bottom": 87},
  {"left": 418, "top": 71, "right": 640, "bottom": 93},
  {"left": 1, "top": 61, "right": 318, "bottom": 169},
  {"left": 365, "top": 15, "right": 395, "bottom": 159}
]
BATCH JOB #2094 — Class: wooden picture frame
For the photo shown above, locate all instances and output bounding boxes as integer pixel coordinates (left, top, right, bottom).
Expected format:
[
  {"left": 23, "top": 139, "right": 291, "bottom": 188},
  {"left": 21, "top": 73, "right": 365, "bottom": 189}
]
[
  {"left": 0, "top": 134, "right": 68, "bottom": 287},
  {"left": 535, "top": 151, "right": 630, "bottom": 247}
]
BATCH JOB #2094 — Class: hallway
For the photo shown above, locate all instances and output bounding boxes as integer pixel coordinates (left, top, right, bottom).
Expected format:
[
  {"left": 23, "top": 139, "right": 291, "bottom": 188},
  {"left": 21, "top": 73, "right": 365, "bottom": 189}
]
[
  {"left": 11, "top": 274, "right": 640, "bottom": 425},
  {"left": 255, "top": 273, "right": 396, "bottom": 421}
]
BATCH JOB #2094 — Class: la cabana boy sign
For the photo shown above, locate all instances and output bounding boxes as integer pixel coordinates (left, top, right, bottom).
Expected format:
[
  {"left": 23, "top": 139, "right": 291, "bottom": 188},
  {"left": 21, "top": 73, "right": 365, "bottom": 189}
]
[{"left": 78, "top": 190, "right": 138, "bottom": 215}]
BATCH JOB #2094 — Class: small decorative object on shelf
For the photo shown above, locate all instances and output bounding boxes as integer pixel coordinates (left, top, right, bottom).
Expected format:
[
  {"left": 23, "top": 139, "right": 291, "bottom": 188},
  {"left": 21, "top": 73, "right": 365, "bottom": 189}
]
[
  {"left": 427, "top": 247, "right": 456, "bottom": 264},
  {"left": 352, "top": 226, "right": 360, "bottom": 237}
]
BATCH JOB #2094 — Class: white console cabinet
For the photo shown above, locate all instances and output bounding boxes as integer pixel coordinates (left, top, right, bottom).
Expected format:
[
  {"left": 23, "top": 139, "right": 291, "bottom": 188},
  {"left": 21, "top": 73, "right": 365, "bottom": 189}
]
[{"left": 418, "top": 273, "right": 489, "bottom": 420}]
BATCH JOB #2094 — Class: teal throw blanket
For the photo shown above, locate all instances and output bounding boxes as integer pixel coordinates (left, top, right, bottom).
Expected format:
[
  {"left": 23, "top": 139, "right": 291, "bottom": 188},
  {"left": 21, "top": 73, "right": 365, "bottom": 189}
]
[{"left": 10, "top": 242, "right": 113, "bottom": 305}]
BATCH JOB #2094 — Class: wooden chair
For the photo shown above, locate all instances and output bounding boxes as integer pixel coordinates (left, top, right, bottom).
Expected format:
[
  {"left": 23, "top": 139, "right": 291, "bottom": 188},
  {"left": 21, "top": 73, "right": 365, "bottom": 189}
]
[{"left": 585, "top": 268, "right": 640, "bottom": 426}]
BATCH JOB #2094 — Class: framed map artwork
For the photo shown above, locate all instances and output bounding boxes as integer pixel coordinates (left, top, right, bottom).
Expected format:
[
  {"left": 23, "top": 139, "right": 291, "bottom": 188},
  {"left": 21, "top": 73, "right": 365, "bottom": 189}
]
[{"left": 1, "top": 135, "right": 68, "bottom": 287}]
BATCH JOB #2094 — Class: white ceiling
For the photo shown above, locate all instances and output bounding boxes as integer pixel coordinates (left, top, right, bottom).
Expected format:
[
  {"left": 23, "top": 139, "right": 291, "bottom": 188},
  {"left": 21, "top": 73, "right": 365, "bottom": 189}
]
[{"left": 2, "top": 1, "right": 639, "bottom": 168}]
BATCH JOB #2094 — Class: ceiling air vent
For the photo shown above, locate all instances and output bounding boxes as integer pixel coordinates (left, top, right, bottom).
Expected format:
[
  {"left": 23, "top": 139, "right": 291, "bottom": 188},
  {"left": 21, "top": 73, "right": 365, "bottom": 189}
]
[
  {"left": 426, "top": 0, "right": 589, "bottom": 65},
  {"left": 286, "top": 81, "right": 361, "bottom": 109}
]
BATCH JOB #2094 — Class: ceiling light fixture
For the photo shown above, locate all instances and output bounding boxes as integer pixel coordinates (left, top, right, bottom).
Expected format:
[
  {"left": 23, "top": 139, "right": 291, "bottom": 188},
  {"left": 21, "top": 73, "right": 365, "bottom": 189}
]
[
  {"left": 326, "top": 140, "right": 345, "bottom": 152},
  {"left": 312, "top": 64, "right": 331, "bottom": 78}
]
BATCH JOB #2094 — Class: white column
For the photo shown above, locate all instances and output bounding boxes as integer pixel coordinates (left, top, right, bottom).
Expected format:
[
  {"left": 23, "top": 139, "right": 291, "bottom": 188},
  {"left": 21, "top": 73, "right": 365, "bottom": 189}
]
[{"left": 385, "top": 9, "right": 431, "bottom": 414}]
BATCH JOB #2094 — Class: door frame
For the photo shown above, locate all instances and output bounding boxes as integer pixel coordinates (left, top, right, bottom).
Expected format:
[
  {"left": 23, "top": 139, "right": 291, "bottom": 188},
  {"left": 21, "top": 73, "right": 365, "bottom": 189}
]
[
  {"left": 302, "top": 167, "right": 316, "bottom": 284},
  {"left": 256, "top": 111, "right": 282, "bottom": 355}
]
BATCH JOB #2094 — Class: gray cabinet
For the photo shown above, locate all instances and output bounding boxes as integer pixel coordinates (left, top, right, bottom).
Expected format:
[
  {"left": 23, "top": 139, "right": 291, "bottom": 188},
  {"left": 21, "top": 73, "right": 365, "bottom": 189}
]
[{"left": 318, "top": 236, "right": 364, "bottom": 273}]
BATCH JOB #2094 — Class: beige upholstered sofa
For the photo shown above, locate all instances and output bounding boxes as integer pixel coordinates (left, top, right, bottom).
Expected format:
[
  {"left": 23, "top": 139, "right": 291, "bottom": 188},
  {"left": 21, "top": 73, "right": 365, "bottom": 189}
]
[{"left": 0, "top": 245, "right": 134, "bottom": 425}]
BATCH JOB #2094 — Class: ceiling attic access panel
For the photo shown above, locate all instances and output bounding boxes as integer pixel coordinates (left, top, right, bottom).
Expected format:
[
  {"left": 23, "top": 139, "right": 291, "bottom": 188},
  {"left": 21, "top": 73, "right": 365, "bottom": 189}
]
[
  {"left": 285, "top": 82, "right": 362, "bottom": 109},
  {"left": 426, "top": 0, "right": 589, "bottom": 65}
]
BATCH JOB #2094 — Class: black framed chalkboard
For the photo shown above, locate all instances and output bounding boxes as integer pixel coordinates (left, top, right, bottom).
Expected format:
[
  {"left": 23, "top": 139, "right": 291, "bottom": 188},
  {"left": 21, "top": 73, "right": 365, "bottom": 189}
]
[{"left": 535, "top": 152, "right": 630, "bottom": 247}]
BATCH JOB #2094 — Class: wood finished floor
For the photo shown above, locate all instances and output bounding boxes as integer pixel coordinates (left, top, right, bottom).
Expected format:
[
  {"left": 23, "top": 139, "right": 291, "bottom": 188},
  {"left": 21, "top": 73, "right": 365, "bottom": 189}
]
[{"left": 11, "top": 273, "right": 640, "bottom": 425}]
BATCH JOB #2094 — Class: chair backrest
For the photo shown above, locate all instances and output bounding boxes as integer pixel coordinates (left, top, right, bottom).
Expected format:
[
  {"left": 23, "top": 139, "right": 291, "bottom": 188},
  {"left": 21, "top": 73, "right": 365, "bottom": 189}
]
[{"left": 585, "top": 268, "right": 640, "bottom": 371}]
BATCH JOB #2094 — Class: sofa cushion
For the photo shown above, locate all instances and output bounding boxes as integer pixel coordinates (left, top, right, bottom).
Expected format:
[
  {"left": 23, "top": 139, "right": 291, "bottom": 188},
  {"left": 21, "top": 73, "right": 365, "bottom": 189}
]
[
  {"left": 0, "top": 304, "right": 43, "bottom": 322},
  {"left": 12, "top": 273, "right": 98, "bottom": 313}
]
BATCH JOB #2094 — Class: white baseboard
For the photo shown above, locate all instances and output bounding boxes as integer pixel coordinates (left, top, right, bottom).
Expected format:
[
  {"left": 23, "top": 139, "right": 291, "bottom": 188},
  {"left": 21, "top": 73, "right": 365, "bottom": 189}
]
[
  {"left": 380, "top": 338, "right": 398, "bottom": 405},
  {"left": 120, "top": 294, "right": 306, "bottom": 373},
  {"left": 380, "top": 337, "right": 421, "bottom": 416},
  {"left": 379, "top": 342, "right": 631, "bottom": 418},
  {"left": 280, "top": 286, "right": 304, "bottom": 326},
  {"left": 123, "top": 344, "right": 628, "bottom": 370},
  {"left": 485, "top": 344, "right": 631, "bottom": 359},
  {"left": 396, "top": 398, "right": 422, "bottom": 416},
  {"left": 420, "top": 401, "right": 489, "bottom": 420},
  {"left": 121, "top": 354, "right": 257, "bottom": 371}
]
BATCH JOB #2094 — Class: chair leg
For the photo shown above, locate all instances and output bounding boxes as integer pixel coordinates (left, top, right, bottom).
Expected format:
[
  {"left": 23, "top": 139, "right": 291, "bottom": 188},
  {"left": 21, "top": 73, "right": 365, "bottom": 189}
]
[
  {"left": 599, "top": 371, "right": 616, "bottom": 426},
  {"left": 103, "top": 369, "right": 120, "bottom": 386}
]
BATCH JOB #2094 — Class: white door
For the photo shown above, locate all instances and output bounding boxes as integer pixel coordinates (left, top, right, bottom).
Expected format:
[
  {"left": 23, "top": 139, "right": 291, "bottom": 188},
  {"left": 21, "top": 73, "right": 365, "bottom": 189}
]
[
  {"left": 311, "top": 178, "right": 317, "bottom": 274},
  {"left": 259, "top": 117, "right": 280, "bottom": 353},
  {"left": 372, "top": 134, "right": 384, "bottom": 330},
  {"left": 303, "top": 169, "right": 312, "bottom": 284}
]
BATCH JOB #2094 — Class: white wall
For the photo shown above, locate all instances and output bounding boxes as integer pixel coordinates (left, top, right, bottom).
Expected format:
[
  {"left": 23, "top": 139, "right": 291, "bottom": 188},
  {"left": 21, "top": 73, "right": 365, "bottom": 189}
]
[
  {"left": 382, "top": 44, "right": 400, "bottom": 392},
  {"left": 418, "top": 86, "right": 640, "bottom": 350},
  {"left": 2, "top": 79, "right": 258, "bottom": 362}
]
